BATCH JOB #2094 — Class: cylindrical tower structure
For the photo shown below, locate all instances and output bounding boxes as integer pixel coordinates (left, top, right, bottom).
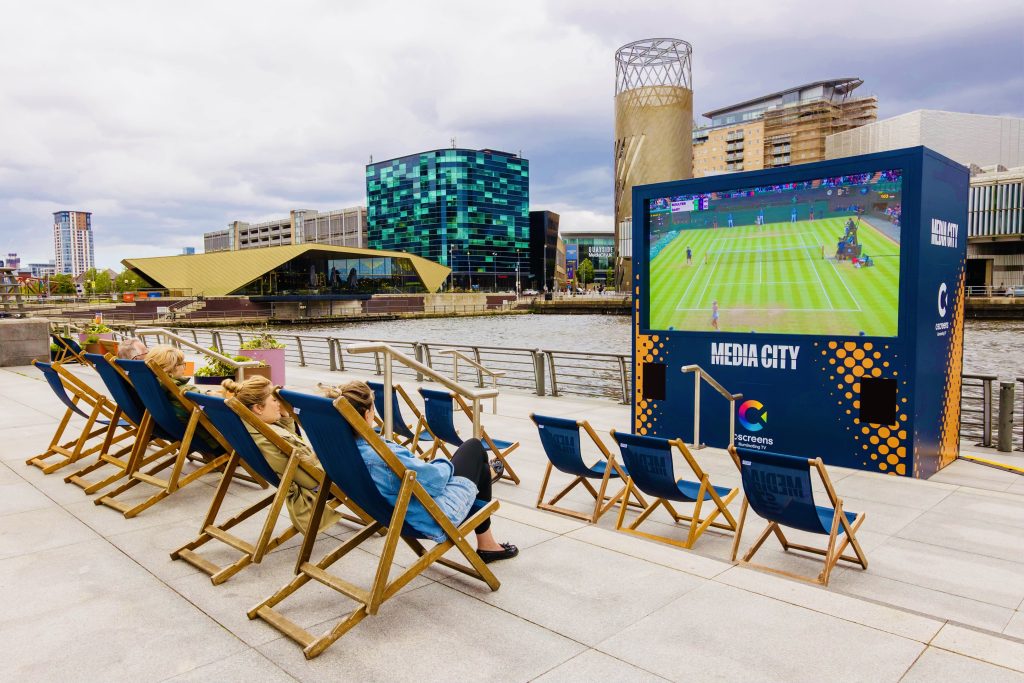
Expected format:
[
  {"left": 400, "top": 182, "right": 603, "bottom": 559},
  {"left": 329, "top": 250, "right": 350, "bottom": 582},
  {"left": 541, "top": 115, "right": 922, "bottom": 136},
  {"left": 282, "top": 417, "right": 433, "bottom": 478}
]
[{"left": 614, "top": 38, "right": 693, "bottom": 289}]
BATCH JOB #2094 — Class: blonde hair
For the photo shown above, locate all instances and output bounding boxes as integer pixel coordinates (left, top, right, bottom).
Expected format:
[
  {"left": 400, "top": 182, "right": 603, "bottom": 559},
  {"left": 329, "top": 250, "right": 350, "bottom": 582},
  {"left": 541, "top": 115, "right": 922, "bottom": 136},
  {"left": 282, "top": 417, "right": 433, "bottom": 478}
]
[
  {"left": 221, "top": 376, "right": 274, "bottom": 409},
  {"left": 146, "top": 345, "right": 185, "bottom": 376},
  {"left": 320, "top": 380, "right": 374, "bottom": 416}
]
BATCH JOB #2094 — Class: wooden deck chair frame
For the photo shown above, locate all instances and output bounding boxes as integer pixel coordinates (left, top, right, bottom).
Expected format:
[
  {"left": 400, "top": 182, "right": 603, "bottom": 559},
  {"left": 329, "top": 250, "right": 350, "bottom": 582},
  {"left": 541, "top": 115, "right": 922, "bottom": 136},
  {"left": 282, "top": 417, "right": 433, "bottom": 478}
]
[
  {"left": 612, "top": 431, "right": 739, "bottom": 550},
  {"left": 63, "top": 353, "right": 177, "bottom": 495},
  {"left": 727, "top": 446, "right": 868, "bottom": 586},
  {"left": 248, "top": 393, "right": 500, "bottom": 660},
  {"left": 51, "top": 335, "right": 91, "bottom": 366},
  {"left": 366, "top": 382, "right": 436, "bottom": 458},
  {"left": 426, "top": 392, "right": 520, "bottom": 485},
  {"left": 98, "top": 338, "right": 120, "bottom": 356},
  {"left": 95, "top": 359, "right": 261, "bottom": 518},
  {"left": 532, "top": 415, "right": 647, "bottom": 523},
  {"left": 169, "top": 392, "right": 369, "bottom": 584},
  {"left": 26, "top": 361, "right": 134, "bottom": 475}
]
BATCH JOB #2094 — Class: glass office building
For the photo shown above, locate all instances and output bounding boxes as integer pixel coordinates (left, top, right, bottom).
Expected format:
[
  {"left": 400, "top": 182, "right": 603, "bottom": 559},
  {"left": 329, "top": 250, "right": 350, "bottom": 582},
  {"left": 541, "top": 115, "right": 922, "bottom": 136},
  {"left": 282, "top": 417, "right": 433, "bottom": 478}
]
[
  {"left": 366, "top": 148, "right": 529, "bottom": 290},
  {"left": 562, "top": 231, "right": 615, "bottom": 283}
]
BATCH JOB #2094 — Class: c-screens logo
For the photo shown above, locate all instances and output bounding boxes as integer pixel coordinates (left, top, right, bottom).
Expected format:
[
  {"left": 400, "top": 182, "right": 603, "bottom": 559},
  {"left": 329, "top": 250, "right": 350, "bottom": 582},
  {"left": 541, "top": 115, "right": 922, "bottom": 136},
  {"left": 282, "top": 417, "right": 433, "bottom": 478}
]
[
  {"left": 738, "top": 400, "right": 768, "bottom": 432},
  {"left": 938, "top": 282, "right": 948, "bottom": 318}
]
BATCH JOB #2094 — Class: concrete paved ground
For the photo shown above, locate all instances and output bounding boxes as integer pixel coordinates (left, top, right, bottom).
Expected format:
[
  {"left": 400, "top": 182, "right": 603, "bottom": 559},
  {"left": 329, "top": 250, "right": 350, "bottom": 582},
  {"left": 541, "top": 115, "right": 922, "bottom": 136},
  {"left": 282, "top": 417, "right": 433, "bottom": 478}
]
[{"left": 2, "top": 357, "right": 1023, "bottom": 682}]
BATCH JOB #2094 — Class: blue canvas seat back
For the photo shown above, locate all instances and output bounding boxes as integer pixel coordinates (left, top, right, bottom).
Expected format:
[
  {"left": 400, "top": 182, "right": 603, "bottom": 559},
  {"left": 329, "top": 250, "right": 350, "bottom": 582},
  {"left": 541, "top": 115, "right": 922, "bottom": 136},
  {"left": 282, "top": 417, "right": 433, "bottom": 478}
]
[
  {"left": 614, "top": 432, "right": 689, "bottom": 501},
  {"left": 185, "top": 391, "right": 281, "bottom": 487},
  {"left": 533, "top": 414, "right": 597, "bottom": 477},
  {"left": 280, "top": 390, "right": 425, "bottom": 538},
  {"left": 419, "top": 388, "right": 463, "bottom": 445},
  {"left": 734, "top": 447, "right": 828, "bottom": 535},
  {"left": 116, "top": 360, "right": 190, "bottom": 442},
  {"left": 368, "top": 381, "right": 415, "bottom": 441},
  {"left": 86, "top": 353, "right": 147, "bottom": 426},
  {"left": 35, "top": 362, "right": 92, "bottom": 419}
]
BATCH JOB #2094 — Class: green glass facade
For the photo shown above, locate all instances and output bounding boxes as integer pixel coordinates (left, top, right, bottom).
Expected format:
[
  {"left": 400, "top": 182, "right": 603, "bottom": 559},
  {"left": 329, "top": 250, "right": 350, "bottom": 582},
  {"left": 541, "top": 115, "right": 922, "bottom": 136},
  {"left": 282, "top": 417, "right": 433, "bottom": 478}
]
[
  {"left": 563, "top": 232, "right": 615, "bottom": 283},
  {"left": 366, "top": 148, "right": 529, "bottom": 289}
]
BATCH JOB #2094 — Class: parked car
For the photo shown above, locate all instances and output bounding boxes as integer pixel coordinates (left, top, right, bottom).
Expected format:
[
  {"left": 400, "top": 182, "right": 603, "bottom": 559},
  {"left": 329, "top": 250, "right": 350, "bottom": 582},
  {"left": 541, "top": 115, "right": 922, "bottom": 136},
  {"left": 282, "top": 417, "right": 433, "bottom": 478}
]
[{"left": 522, "top": 289, "right": 539, "bottom": 296}]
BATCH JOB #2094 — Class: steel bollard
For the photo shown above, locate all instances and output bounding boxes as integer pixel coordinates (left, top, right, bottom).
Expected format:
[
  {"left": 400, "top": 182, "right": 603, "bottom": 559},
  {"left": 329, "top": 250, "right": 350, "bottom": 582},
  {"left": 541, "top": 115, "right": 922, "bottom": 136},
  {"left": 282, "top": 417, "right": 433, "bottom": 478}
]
[{"left": 998, "top": 381, "right": 1015, "bottom": 452}]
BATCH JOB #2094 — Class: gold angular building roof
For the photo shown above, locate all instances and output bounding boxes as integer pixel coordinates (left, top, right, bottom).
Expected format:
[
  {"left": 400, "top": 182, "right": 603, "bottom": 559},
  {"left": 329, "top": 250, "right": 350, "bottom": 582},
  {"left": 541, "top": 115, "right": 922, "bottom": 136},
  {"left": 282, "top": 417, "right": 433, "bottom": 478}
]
[{"left": 122, "top": 244, "right": 450, "bottom": 296}]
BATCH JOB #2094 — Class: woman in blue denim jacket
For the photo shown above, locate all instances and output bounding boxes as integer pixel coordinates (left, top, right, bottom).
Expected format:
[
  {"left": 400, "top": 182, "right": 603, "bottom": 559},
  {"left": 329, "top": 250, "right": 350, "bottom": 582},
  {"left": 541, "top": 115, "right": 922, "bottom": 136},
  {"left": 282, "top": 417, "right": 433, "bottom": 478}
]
[{"left": 330, "top": 381, "right": 518, "bottom": 564}]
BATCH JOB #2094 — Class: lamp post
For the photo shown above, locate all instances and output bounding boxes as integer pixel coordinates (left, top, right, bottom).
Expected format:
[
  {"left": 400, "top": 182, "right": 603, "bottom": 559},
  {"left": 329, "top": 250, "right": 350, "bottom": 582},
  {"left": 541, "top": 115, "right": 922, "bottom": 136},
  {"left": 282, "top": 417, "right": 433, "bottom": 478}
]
[
  {"left": 491, "top": 252, "right": 497, "bottom": 292},
  {"left": 467, "top": 252, "right": 472, "bottom": 291},
  {"left": 515, "top": 249, "right": 521, "bottom": 297},
  {"left": 448, "top": 244, "right": 455, "bottom": 291}
]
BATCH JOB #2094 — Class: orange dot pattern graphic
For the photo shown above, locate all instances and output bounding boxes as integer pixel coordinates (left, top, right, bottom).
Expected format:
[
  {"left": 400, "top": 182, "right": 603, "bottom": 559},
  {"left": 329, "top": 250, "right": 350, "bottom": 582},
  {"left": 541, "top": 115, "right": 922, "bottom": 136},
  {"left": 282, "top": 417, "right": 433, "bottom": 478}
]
[
  {"left": 937, "top": 269, "right": 966, "bottom": 473},
  {"left": 634, "top": 280, "right": 660, "bottom": 435},
  {"left": 816, "top": 339, "right": 909, "bottom": 476}
]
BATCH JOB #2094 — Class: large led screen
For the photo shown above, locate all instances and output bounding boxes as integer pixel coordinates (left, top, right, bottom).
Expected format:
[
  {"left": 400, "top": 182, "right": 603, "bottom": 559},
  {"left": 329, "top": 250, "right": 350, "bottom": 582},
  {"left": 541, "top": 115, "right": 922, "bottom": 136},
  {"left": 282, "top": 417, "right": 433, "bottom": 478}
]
[{"left": 648, "top": 170, "right": 902, "bottom": 336}]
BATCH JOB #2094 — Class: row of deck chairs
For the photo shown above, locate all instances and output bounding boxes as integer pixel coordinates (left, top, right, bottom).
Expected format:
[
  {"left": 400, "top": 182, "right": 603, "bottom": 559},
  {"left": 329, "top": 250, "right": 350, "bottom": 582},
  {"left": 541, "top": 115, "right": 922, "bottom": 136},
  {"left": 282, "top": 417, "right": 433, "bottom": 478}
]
[
  {"left": 530, "top": 414, "right": 868, "bottom": 586},
  {"left": 26, "top": 355, "right": 507, "bottom": 659}
]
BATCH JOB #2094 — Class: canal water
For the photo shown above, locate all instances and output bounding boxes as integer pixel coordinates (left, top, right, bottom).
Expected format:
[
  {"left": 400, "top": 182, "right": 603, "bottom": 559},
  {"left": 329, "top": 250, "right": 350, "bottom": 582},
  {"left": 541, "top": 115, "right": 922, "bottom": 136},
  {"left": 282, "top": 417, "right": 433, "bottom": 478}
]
[{"left": 280, "top": 315, "right": 1023, "bottom": 379}]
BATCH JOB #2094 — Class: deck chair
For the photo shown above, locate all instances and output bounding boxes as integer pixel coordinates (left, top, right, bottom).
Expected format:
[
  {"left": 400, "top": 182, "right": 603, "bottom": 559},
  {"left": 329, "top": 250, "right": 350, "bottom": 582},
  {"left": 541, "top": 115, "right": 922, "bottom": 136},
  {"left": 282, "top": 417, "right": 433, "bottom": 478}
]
[
  {"left": 25, "top": 361, "right": 134, "bottom": 475},
  {"left": 98, "top": 339, "right": 119, "bottom": 355},
  {"left": 728, "top": 446, "right": 868, "bottom": 586},
  {"left": 50, "top": 335, "right": 90, "bottom": 365},
  {"left": 611, "top": 431, "right": 739, "bottom": 549},
  {"left": 419, "top": 387, "right": 520, "bottom": 484},
  {"left": 63, "top": 353, "right": 177, "bottom": 494},
  {"left": 531, "top": 414, "right": 647, "bottom": 523},
  {"left": 168, "top": 392, "right": 306, "bottom": 584},
  {"left": 249, "top": 389, "right": 500, "bottom": 659},
  {"left": 367, "top": 381, "right": 434, "bottom": 457},
  {"left": 94, "top": 359, "right": 246, "bottom": 518}
]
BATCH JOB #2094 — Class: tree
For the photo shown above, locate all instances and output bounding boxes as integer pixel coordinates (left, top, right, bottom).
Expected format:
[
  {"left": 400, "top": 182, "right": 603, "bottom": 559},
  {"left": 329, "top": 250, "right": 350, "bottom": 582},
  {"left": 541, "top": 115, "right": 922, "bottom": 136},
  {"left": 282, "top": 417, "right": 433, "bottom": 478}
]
[
  {"left": 51, "top": 273, "right": 76, "bottom": 294},
  {"left": 114, "top": 269, "right": 142, "bottom": 293},
  {"left": 577, "top": 258, "right": 595, "bottom": 287}
]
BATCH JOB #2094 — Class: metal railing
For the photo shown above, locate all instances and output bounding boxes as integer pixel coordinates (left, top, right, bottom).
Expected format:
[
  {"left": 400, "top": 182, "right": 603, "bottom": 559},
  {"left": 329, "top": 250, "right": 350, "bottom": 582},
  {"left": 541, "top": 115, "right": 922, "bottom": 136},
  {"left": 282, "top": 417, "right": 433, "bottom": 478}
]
[
  {"left": 961, "top": 374, "right": 997, "bottom": 447},
  {"left": 681, "top": 365, "right": 743, "bottom": 449},
  {"left": 435, "top": 349, "right": 505, "bottom": 413},
  {"left": 1018, "top": 377, "right": 1024, "bottom": 451},
  {"left": 135, "top": 327, "right": 263, "bottom": 378},
  {"left": 345, "top": 342, "right": 497, "bottom": 441}
]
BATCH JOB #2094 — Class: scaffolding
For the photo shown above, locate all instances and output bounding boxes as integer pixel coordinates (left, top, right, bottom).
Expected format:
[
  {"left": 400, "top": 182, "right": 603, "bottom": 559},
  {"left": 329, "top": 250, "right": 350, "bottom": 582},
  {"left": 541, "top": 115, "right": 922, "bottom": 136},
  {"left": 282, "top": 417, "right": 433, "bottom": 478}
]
[{"left": 763, "top": 92, "right": 877, "bottom": 169}]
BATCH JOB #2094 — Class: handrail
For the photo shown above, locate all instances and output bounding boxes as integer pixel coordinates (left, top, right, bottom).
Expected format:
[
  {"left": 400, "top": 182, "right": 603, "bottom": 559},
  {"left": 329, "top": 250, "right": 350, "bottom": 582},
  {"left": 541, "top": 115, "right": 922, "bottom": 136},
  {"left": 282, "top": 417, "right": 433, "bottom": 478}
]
[
  {"left": 346, "top": 342, "right": 498, "bottom": 441},
  {"left": 135, "top": 327, "right": 263, "bottom": 378},
  {"left": 681, "top": 365, "right": 743, "bottom": 449},
  {"left": 436, "top": 349, "right": 505, "bottom": 413}
]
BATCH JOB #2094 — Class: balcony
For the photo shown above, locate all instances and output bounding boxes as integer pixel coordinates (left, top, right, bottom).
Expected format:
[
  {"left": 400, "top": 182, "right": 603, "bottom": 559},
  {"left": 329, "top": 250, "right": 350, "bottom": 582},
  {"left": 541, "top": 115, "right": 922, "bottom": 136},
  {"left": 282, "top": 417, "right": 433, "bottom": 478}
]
[{"left": 726, "top": 131, "right": 745, "bottom": 142}]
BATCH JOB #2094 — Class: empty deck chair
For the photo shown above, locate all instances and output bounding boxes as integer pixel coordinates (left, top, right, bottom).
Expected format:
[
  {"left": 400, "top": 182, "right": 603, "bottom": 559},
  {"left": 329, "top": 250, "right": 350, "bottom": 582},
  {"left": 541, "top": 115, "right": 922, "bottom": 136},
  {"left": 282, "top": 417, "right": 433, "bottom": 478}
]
[
  {"left": 367, "top": 381, "right": 434, "bottom": 457},
  {"left": 611, "top": 431, "right": 739, "bottom": 549},
  {"left": 168, "top": 392, "right": 303, "bottom": 584},
  {"left": 531, "top": 414, "right": 647, "bottom": 523},
  {"left": 63, "top": 353, "right": 178, "bottom": 494},
  {"left": 94, "top": 359, "right": 241, "bottom": 518},
  {"left": 419, "top": 387, "right": 520, "bottom": 484},
  {"left": 50, "top": 334, "right": 90, "bottom": 365},
  {"left": 249, "top": 389, "right": 500, "bottom": 659},
  {"left": 25, "top": 361, "right": 133, "bottom": 475},
  {"left": 728, "top": 446, "right": 868, "bottom": 586}
]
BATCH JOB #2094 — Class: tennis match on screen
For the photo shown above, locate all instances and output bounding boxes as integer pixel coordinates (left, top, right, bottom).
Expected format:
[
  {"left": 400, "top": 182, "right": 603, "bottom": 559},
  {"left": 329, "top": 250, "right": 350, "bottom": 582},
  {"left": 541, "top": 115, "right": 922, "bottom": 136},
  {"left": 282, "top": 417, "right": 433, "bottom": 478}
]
[{"left": 647, "top": 169, "right": 902, "bottom": 336}]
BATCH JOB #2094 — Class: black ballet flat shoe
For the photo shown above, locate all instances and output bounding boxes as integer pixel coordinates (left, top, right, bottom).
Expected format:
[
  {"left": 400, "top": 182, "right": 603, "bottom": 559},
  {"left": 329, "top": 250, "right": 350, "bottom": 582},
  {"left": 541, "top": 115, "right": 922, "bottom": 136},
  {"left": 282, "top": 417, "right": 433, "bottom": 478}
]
[
  {"left": 477, "top": 542, "right": 519, "bottom": 564},
  {"left": 489, "top": 458, "right": 504, "bottom": 483}
]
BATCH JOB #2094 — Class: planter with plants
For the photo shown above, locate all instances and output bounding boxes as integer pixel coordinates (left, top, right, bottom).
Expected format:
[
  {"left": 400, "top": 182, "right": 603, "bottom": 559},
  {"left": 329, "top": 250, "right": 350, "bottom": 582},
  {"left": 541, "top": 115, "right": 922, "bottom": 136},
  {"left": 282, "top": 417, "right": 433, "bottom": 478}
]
[
  {"left": 83, "top": 334, "right": 103, "bottom": 354},
  {"left": 50, "top": 343, "right": 61, "bottom": 361},
  {"left": 78, "top": 323, "right": 114, "bottom": 343},
  {"left": 239, "top": 333, "right": 286, "bottom": 385},
  {"left": 194, "top": 351, "right": 269, "bottom": 385}
]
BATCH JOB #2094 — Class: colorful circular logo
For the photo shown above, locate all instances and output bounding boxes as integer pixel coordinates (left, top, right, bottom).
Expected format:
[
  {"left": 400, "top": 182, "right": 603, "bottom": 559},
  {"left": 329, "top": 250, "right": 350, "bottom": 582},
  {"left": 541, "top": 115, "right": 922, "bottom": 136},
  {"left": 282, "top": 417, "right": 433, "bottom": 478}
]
[{"left": 738, "top": 399, "right": 767, "bottom": 432}]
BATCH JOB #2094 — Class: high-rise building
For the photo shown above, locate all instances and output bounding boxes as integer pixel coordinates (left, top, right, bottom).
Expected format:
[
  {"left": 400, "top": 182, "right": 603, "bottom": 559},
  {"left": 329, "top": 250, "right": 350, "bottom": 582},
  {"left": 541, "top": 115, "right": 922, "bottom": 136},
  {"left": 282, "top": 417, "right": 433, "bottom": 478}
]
[
  {"left": 204, "top": 206, "right": 367, "bottom": 253},
  {"left": 4, "top": 253, "right": 19, "bottom": 269},
  {"left": 528, "top": 211, "right": 560, "bottom": 291},
  {"left": 614, "top": 39, "right": 693, "bottom": 289},
  {"left": 693, "top": 78, "right": 877, "bottom": 177},
  {"left": 53, "top": 211, "right": 95, "bottom": 276},
  {"left": 181, "top": 247, "right": 196, "bottom": 255},
  {"left": 27, "top": 261, "right": 56, "bottom": 278},
  {"left": 366, "top": 148, "right": 529, "bottom": 289}
]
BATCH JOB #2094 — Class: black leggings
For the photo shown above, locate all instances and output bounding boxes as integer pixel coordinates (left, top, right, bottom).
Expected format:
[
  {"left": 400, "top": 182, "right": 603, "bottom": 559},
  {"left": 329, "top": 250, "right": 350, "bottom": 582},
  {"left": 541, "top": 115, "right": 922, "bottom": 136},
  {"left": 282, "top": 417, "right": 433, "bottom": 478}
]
[{"left": 450, "top": 438, "right": 491, "bottom": 533}]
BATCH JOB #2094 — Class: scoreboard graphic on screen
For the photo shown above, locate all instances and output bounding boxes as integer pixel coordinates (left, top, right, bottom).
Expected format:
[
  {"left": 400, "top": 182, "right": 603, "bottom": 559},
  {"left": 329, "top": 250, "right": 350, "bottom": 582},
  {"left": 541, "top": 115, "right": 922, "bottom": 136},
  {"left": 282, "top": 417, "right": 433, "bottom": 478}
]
[{"left": 631, "top": 147, "right": 968, "bottom": 478}]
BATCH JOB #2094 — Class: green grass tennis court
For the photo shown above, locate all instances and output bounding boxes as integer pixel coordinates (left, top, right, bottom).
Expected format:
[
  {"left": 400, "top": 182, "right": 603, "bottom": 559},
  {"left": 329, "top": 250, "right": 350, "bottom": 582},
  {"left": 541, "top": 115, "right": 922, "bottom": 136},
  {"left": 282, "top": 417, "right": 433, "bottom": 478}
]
[{"left": 649, "top": 218, "right": 900, "bottom": 335}]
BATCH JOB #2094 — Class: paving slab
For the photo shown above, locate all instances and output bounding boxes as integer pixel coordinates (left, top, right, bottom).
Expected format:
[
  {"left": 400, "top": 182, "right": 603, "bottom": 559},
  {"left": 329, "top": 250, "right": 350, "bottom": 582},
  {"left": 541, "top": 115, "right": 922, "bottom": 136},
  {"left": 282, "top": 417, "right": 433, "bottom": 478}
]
[
  {"left": 931, "top": 623, "right": 1024, "bottom": 673},
  {"left": 0, "top": 479, "right": 57, "bottom": 517},
  {"left": 534, "top": 649, "right": 669, "bottom": 682},
  {"left": 901, "top": 647, "right": 1024, "bottom": 683},
  {"left": 0, "top": 505, "right": 98, "bottom": 561},
  {"left": 164, "top": 649, "right": 298, "bottom": 682}
]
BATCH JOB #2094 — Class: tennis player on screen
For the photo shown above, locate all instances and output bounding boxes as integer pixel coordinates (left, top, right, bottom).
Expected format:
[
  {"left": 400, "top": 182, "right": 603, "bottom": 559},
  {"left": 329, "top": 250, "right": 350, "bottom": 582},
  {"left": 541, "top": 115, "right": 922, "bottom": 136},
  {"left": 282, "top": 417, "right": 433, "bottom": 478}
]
[{"left": 711, "top": 300, "right": 720, "bottom": 330}]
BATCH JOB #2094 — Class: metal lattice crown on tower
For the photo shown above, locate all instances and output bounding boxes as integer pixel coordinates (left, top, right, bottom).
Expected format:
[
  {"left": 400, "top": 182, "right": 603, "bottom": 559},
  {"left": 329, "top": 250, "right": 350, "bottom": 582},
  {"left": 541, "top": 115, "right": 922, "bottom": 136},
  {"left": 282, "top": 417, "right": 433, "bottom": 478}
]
[{"left": 615, "top": 38, "right": 692, "bottom": 95}]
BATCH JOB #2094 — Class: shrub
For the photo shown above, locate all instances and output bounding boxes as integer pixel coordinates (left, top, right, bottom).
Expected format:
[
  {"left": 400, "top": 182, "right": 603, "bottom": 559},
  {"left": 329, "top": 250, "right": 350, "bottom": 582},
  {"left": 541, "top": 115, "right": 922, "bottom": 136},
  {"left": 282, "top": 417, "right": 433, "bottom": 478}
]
[{"left": 239, "top": 332, "right": 285, "bottom": 350}]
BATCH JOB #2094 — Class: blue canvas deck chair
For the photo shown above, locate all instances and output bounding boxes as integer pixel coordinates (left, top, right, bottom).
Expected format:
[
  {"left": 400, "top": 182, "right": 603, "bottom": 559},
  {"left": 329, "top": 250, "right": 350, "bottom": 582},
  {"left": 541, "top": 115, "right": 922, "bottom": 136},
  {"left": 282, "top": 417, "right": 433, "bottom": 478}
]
[
  {"left": 50, "top": 334, "right": 90, "bottom": 366},
  {"left": 728, "top": 446, "right": 868, "bottom": 586},
  {"left": 63, "top": 353, "right": 178, "bottom": 495},
  {"left": 95, "top": 359, "right": 249, "bottom": 518},
  {"left": 26, "top": 361, "right": 134, "bottom": 475},
  {"left": 531, "top": 414, "right": 647, "bottom": 523},
  {"left": 419, "top": 387, "right": 520, "bottom": 485},
  {"left": 249, "top": 389, "right": 500, "bottom": 659},
  {"left": 169, "top": 391, "right": 321, "bottom": 584},
  {"left": 611, "top": 431, "right": 739, "bottom": 549},
  {"left": 366, "top": 381, "right": 434, "bottom": 457}
]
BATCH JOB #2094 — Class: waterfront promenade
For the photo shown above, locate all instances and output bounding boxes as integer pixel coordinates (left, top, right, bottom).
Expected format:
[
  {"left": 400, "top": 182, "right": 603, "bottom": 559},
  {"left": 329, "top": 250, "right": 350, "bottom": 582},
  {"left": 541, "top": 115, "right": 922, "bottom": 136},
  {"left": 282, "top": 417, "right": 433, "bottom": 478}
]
[{"left": 2, "top": 358, "right": 1024, "bottom": 681}]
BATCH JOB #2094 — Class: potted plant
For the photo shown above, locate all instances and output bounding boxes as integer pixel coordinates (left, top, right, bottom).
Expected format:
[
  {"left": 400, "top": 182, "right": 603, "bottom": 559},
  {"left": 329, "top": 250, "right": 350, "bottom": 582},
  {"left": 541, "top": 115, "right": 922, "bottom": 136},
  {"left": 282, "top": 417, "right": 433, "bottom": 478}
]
[
  {"left": 239, "top": 332, "right": 286, "bottom": 385},
  {"left": 49, "top": 343, "right": 61, "bottom": 361},
  {"left": 194, "top": 351, "right": 269, "bottom": 385},
  {"left": 84, "top": 334, "right": 103, "bottom": 354},
  {"left": 78, "top": 323, "right": 114, "bottom": 344}
]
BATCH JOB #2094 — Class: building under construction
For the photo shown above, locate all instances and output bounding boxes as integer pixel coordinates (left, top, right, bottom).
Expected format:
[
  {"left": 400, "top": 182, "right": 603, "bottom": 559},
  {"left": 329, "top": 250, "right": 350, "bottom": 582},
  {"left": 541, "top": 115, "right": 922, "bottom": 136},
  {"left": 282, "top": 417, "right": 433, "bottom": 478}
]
[{"left": 693, "top": 78, "right": 877, "bottom": 177}]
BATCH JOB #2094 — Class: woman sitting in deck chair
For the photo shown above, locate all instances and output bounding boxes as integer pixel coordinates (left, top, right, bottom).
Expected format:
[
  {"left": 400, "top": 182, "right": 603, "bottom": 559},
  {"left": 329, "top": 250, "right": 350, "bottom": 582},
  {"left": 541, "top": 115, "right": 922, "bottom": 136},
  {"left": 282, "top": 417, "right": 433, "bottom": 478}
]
[
  {"left": 220, "top": 376, "right": 343, "bottom": 535},
  {"left": 146, "top": 345, "right": 223, "bottom": 453},
  {"left": 326, "top": 380, "right": 519, "bottom": 564}
]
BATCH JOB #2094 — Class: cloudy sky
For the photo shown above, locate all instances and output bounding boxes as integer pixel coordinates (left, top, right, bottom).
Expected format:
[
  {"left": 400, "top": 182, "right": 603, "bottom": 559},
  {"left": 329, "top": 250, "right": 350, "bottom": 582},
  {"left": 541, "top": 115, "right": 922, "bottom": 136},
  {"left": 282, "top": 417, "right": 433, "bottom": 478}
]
[{"left": 1, "top": 0, "right": 1021, "bottom": 269}]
